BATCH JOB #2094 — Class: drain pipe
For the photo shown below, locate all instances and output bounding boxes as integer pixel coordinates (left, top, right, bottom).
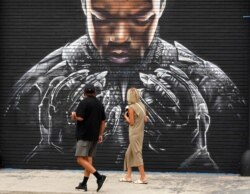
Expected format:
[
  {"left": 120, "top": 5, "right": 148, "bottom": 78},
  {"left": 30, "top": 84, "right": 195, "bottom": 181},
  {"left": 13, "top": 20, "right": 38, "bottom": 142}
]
[
  {"left": 240, "top": 94, "right": 250, "bottom": 175},
  {"left": 240, "top": 16, "right": 250, "bottom": 175}
]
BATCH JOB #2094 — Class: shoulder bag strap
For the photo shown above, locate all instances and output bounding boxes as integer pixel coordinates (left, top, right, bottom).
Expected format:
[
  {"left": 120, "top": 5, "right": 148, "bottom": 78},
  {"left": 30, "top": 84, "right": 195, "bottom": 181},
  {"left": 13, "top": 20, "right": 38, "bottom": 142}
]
[{"left": 136, "top": 103, "right": 146, "bottom": 115}]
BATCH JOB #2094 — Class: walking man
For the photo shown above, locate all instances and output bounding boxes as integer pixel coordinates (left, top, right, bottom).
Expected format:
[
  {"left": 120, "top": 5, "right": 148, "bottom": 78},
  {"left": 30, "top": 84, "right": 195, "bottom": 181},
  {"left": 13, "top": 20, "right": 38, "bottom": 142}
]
[{"left": 71, "top": 84, "right": 107, "bottom": 192}]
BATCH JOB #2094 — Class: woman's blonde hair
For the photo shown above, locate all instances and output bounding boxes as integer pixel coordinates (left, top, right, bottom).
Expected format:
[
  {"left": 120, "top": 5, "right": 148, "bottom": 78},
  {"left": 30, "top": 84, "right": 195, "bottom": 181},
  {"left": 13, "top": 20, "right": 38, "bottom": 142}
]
[{"left": 127, "top": 88, "right": 140, "bottom": 104}]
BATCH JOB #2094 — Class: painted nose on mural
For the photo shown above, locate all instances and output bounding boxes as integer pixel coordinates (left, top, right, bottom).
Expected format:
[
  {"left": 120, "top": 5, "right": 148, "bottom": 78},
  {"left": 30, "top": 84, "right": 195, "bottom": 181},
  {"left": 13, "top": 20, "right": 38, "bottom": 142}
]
[
  {"left": 108, "top": 22, "right": 131, "bottom": 64},
  {"left": 110, "top": 22, "right": 131, "bottom": 44}
]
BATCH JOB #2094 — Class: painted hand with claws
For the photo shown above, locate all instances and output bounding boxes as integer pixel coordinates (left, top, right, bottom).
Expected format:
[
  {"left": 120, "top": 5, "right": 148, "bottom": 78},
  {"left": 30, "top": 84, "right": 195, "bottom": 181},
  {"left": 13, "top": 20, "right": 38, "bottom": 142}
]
[{"left": 139, "top": 66, "right": 218, "bottom": 169}]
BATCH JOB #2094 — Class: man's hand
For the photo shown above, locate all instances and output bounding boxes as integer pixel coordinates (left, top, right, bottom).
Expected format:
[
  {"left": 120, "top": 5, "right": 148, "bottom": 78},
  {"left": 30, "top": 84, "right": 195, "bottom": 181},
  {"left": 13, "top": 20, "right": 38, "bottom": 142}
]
[
  {"left": 71, "top": 112, "right": 77, "bottom": 121},
  {"left": 98, "top": 135, "right": 103, "bottom": 144}
]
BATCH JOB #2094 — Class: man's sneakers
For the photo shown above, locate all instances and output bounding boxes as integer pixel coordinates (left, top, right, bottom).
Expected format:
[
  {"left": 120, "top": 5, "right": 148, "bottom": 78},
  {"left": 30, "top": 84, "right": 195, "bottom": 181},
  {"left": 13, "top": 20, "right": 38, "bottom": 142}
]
[
  {"left": 75, "top": 175, "right": 106, "bottom": 192},
  {"left": 96, "top": 175, "right": 107, "bottom": 192},
  {"left": 75, "top": 182, "right": 87, "bottom": 191}
]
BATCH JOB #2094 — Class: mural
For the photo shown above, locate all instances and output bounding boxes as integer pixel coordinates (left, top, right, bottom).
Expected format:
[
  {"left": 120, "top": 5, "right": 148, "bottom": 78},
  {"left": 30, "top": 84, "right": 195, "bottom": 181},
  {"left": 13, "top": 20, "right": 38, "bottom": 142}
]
[{"left": 3, "top": 0, "right": 246, "bottom": 171}]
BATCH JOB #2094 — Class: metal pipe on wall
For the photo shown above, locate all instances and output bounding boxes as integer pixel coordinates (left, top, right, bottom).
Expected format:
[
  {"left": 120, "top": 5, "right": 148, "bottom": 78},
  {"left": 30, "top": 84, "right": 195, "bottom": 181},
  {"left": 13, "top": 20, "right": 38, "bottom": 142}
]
[{"left": 240, "top": 16, "right": 250, "bottom": 175}]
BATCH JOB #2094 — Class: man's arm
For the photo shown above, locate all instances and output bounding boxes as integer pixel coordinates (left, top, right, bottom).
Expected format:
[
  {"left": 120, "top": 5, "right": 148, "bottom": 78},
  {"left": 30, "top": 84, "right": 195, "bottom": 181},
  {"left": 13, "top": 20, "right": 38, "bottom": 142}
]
[
  {"left": 98, "top": 120, "right": 106, "bottom": 143},
  {"left": 71, "top": 112, "right": 83, "bottom": 121}
]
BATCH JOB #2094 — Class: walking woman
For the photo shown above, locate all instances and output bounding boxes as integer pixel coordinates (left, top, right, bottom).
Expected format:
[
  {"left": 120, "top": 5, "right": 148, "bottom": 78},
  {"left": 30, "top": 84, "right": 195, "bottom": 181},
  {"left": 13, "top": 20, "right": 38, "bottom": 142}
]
[{"left": 120, "top": 88, "right": 148, "bottom": 184}]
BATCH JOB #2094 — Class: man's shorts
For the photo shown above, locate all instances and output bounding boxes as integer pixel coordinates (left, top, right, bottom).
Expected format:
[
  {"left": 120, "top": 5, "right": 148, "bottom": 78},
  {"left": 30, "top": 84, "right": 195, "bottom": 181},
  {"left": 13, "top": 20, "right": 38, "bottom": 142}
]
[{"left": 75, "top": 140, "right": 97, "bottom": 157}]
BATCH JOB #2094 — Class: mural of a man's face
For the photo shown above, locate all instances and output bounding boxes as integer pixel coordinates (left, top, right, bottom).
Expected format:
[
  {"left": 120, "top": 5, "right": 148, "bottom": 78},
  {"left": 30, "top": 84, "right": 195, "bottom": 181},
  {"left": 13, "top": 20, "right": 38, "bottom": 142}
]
[{"left": 84, "top": 0, "right": 165, "bottom": 65}]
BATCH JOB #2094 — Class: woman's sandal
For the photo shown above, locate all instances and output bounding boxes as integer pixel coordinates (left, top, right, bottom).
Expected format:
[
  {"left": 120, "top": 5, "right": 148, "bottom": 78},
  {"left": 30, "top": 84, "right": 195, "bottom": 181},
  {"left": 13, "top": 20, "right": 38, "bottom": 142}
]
[
  {"left": 133, "top": 179, "right": 148, "bottom": 184},
  {"left": 119, "top": 177, "right": 132, "bottom": 182}
]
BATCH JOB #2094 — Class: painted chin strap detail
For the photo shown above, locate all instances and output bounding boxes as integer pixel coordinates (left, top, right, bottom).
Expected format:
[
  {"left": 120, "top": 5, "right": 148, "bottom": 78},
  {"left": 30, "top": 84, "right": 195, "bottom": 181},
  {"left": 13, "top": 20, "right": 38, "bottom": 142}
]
[{"left": 139, "top": 66, "right": 218, "bottom": 170}]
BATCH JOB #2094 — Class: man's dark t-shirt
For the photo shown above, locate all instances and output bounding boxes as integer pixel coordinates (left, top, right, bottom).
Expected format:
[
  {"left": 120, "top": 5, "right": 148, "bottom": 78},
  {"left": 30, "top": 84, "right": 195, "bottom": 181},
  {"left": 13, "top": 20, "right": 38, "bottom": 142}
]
[{"left": 76, "top": 96, "right": 106, "bottom": 141}]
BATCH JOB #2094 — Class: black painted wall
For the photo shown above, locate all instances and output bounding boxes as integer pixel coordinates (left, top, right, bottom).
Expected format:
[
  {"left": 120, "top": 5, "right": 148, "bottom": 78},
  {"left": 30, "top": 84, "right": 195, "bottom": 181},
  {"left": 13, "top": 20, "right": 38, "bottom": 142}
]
[{"left": 0, "top": 0, "right": 249, "bottom": 173}]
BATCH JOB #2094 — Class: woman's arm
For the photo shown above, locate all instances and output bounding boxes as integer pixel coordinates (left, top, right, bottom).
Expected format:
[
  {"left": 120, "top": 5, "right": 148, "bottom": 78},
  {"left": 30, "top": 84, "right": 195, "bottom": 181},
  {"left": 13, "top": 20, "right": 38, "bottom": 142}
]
[{"left": 124, "top": 107, "right": 134, "bottom": 126}]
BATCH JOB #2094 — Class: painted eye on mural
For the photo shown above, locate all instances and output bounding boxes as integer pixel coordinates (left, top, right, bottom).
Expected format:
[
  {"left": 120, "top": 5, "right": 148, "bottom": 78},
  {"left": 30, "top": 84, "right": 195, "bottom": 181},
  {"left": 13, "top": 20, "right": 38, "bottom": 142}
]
[
  {"left": 92, "top": 13, "right": 106, "bottom": 22},
  {"left": 135, "top": 13, "right": 155, "bottom": 26}
]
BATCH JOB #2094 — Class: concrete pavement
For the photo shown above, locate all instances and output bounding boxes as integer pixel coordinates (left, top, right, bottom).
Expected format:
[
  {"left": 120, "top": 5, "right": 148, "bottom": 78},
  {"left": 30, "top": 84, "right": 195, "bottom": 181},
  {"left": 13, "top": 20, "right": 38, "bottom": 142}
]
[{"left": 0, "top": 169, "right": 250, "bottom": 194}]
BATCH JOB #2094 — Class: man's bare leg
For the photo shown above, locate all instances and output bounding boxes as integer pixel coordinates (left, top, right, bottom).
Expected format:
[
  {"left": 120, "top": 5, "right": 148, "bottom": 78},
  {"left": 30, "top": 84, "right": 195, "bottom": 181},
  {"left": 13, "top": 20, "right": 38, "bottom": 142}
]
[
  {"left": 76, "top": 156, "right": 106, "bottom": 192},
  {"left": 77, "top": 156, "right": 96, "bottom": 173},
  {"left": 84, "top": 157, "right": 93, "bottom": 177}
]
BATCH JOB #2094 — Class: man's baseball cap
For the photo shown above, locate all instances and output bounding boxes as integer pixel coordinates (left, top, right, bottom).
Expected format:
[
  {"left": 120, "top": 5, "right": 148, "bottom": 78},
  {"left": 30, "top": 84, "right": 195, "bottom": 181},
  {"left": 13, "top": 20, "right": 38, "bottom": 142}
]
[{"left": 84, "top": 84, "right": 96, "bottom": 93}]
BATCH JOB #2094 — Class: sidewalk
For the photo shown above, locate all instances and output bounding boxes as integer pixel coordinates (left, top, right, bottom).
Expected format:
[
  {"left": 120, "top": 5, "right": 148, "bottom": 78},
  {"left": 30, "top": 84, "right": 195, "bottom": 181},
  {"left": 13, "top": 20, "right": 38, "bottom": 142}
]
[{"left": 0, "top": 169, "right": 250, "bottom": 194}]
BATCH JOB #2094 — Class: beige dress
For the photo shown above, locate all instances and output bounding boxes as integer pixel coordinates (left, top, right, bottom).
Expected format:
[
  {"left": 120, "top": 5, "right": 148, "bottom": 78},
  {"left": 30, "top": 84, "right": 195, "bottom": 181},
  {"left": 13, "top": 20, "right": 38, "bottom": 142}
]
[{"left": 124, "top": 102, "right": 146, "bottom": 170}]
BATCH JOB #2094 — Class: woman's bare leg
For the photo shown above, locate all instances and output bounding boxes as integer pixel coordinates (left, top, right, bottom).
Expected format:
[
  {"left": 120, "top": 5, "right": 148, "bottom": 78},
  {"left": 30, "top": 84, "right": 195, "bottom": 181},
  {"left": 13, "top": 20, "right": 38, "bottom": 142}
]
[
  {"left": 138, "top": 165, "right": 146, "bottom": 180},
  {"left": 126, "top": 167, "right": 132, "bottom": 179}
]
